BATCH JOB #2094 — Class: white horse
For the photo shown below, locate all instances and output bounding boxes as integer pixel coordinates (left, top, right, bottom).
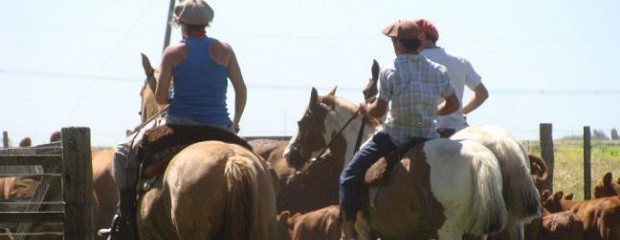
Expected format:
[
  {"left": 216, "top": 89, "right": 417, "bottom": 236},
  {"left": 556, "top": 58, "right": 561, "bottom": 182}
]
[
  {"left": 284, "top": 88, "right": 508, "bottom": 239},
  {"left": 451, "top": 125, "right": 542, "bottom": 240}
]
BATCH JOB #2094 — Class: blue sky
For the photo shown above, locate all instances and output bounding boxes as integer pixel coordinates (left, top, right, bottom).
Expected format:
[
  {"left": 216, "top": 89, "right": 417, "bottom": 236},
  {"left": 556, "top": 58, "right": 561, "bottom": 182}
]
[{"left": 1, "top": 0, "right": 619, "bottom": 146}]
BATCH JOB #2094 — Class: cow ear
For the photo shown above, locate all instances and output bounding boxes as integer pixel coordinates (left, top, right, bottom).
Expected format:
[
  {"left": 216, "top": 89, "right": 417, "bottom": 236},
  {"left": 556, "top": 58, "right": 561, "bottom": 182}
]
[
  {"left": 552, "top": 191, "right": 564, "bottom": 201},
  {"left": 604, "top": 172, "right": 613, "bottom": 185},
  {"left": 540, "top": 190, "right": 551, "bottom": 201},
  {"left": 564, "top": 193, "right": 574, "bottom": 200},
  {"left": 277, "top": 211, "right": 290, "bottom": 223}
]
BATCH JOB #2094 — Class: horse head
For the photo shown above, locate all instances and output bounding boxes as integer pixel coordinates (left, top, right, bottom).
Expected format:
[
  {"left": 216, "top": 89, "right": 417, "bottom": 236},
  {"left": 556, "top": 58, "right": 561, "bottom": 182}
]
[
  {"left": 362, "top": 59, "right": 380, "bottom": 103},
  {"left": 140, "top": 53, "right": 159, "bottom": 123},
  {"left": 283, "top": 87, "right": 332, "bottom": 170},
  {"left": 284, "top": 87, "right": 377, "bottom": 170}
]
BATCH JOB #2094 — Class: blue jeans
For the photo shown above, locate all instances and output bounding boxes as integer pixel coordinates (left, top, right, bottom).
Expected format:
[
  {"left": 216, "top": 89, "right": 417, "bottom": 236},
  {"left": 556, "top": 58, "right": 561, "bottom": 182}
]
[{"left": 339, "top": 131, "right": 397, "bottom": 220}]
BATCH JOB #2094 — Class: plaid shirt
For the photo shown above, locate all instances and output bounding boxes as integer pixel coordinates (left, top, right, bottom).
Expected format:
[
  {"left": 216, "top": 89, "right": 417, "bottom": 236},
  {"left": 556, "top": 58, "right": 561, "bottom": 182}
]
[{"left": 377, "top": 54, "right": 455, "bottom": 145}]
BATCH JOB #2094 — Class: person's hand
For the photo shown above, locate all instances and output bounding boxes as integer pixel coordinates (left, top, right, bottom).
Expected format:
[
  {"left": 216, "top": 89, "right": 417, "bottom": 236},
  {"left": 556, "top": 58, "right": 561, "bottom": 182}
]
[
  {"left": 358, "top": 102, "right": 368, "bottom": 115},
  {"left": 231, "top": 123, "right": 240, "bottom": 134}
]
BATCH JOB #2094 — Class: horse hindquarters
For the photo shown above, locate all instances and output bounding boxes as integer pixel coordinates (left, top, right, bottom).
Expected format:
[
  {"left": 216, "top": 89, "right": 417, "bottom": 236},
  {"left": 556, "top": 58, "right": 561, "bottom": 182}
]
[
  {"left": 368, "top": 139, "right": 507, "bottom": 239},
  {"left": 222, "top": 148, "right": 277, "bottom": 240},
  {"left": 452, "top": 125, "right": 542, "bottom": 224},
  {"left": 423, "top": 139, "right": 507, "bottom": 238},
  {"left": 141, "top": 142, "right": 276, "bottom": 240}
]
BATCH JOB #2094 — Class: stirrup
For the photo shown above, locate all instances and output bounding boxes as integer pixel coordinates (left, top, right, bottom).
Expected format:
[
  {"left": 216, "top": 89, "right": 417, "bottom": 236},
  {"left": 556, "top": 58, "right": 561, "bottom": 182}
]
[{"left": 100, "top": 214, "right": 134, "bottom": 240}]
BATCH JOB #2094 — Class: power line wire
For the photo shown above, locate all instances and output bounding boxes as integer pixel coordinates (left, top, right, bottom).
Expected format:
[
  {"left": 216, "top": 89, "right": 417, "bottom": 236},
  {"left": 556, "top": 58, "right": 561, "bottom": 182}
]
[{"left": 3, "top": 69, "right": 620, "bottom": 95}]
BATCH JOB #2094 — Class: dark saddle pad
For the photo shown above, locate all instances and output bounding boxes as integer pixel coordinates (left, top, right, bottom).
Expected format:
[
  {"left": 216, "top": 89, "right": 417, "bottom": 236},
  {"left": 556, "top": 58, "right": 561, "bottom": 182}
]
[
  {"left": 136, "top": 124, "right": 253, "bottom": 179},
  {"left": 364, "top": 138, "right": 427, "bottom": 186}
]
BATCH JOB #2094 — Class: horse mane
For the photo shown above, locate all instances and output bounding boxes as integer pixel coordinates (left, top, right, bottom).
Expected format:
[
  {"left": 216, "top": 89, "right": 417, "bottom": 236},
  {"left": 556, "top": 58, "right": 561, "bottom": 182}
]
[{"left": 321, "top": 95, "right": 381, "bottom": 127}]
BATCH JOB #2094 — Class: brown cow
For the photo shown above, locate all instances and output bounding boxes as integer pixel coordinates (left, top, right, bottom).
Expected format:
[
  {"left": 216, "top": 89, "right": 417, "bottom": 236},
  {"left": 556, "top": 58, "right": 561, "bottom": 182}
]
[
  {"left": 277, "top": 205, "right": 341, "bottom": 240},
  {"left": 542, "top": 190, "right": 620, "bottom": 239},
  {"left": 594, "top": 172, "right": 620, "bottom": 198},
  {"left": 537, "top": 208, "right": 585, "bottom": 240},
  {"left": 542, "top": 191, "right": 578, "bottom": 213}
]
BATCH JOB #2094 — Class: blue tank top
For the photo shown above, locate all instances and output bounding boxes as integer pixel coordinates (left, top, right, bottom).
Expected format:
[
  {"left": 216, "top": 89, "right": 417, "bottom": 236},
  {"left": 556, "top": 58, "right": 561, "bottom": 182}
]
[{"left": 169, "top": 37, "right": 232, "bottom": 126}]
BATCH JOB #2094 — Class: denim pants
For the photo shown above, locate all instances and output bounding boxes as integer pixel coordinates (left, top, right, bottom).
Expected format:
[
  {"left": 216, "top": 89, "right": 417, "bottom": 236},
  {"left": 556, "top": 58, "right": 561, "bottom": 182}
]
[{"left": 339, "top": 131, "right": 397, "bottom": 220}]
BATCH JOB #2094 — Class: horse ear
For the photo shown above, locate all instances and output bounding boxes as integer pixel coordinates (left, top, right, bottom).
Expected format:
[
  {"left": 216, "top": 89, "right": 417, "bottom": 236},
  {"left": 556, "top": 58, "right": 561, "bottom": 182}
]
[
  {"left": 309, "top": 87, "right": 319, "bottom": 109},
  {"left": 327, "top": 86, "right": 337, "bottom": 96},
  {"left": 141, "top": 53, "right": 155, "bottom": 77},
  {"left": 310, "top": 87, "right": 318, "bottom": 102},
  {"left": 371, "top": 59, "right": 380, "bottom": 81}
]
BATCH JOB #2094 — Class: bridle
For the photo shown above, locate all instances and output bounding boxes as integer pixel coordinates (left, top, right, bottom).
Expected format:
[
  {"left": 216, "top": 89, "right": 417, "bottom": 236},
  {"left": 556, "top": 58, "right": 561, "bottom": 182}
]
[{"left": 292, "top": 106, "right": 367, "bottom": 173}]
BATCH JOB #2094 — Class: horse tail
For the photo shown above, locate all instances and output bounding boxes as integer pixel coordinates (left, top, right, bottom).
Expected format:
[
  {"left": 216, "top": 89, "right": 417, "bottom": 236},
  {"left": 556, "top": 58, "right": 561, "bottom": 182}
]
[
  {"left": 502, "top": 142, "right": 542, "bottom": 222},
  {"left": 224, "top": 156, "right": 255, "bottom": 240},
  {"left": 223, "top": 153, "right": 276, "bottom": 240},
  {"left": 466, "top": 144, "right": 508, "bottom": 235}
]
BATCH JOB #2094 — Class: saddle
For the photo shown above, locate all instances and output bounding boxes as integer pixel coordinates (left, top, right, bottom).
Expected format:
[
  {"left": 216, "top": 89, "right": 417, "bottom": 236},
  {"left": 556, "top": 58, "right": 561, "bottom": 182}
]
[
  {"left": 136, "top": 124, "right": 253, "bottom": 181},
  {"left": 364, "top": 138, "right": 426, "bottom": 186}
]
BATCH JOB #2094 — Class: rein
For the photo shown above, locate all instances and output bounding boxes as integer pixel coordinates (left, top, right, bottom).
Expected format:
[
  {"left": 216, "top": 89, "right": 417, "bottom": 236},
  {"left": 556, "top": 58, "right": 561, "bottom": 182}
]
[{"left": 301, "top": 108, "right": 366, "bottom": 173}]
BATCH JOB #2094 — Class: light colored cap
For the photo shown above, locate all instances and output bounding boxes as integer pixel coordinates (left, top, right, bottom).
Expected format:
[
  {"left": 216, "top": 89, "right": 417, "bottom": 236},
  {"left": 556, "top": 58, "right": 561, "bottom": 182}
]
[{"left": 174, "top": 0, "right": 214, "bottom": 25}]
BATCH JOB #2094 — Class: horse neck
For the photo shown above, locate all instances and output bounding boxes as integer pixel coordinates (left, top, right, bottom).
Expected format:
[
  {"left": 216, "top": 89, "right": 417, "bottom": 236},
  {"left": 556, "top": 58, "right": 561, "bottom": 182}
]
[{"left": 325, "top": 105, "right": 379, "bottom": 168}]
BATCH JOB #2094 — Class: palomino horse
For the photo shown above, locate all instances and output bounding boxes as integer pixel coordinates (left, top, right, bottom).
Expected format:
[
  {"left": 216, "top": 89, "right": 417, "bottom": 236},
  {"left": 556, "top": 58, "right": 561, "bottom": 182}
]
[
  {"left": 136, "top": 54, "right": 276, "bottom": 239},
  {"left": 284, "top": 88, "right": 508, "bottom": 239}
]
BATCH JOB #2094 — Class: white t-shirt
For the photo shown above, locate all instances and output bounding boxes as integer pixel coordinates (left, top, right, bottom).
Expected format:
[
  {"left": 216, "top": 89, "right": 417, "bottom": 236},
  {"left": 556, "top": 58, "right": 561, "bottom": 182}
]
[{"left": 421, "top": 47, "right": 482, "bottom": 130}]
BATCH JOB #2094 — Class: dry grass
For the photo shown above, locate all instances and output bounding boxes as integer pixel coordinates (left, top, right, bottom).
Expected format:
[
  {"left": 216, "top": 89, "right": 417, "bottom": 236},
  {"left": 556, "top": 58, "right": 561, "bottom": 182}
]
[{"left": 524, "top": 139, "right": 620, "bottom": 200}]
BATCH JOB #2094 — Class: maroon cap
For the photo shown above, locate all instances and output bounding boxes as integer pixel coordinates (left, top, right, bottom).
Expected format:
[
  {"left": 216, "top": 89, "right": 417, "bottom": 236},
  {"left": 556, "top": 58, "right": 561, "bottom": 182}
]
[
  {"left": 414, "top": 18, "right": 439, "bottom": 41},
  {"left": 382, "top": 19, "right": 419, "bottom": 40}
]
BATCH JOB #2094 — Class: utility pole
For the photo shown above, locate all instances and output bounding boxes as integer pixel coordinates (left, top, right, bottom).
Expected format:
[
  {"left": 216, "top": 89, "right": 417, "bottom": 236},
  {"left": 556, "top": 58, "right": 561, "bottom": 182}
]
[{"left": 163, "top": 0, "right": 176, "bottom": 51}]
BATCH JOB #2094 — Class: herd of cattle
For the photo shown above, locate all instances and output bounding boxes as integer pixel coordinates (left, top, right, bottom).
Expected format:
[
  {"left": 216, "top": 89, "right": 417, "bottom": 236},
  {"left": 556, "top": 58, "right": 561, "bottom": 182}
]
[{"left": 1, "top": 133, "right": 620, "bottom": 239}]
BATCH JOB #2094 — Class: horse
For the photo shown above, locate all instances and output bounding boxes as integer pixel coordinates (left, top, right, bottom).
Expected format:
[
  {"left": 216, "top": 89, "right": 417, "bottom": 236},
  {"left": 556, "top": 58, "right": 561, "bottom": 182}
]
[
  {"left": 450, "top": 125, "right": 542, "bottom": 240},
  {"left": 91, "top": 148, "right": 118, "bottom": 238},
  {"left": 361, "top": 60, "right": 541, "bottom": 240},
  {"left": 283, "top": 87, "right": 508, "bottom": 239},
  {"left": 136, "top": 54, "right": 276, "bottom": 239}
]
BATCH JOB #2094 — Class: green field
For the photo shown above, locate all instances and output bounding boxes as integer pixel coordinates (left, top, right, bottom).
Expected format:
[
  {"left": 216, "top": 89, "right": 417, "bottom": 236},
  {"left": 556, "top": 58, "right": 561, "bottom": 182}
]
[{"left": 523, "top": 139, "right": 620, "bottom": 200}]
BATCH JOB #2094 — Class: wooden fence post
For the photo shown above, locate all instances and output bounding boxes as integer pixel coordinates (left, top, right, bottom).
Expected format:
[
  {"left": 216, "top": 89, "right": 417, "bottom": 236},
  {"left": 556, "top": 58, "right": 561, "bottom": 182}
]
[
  {"left": 61, "top": 127, "right": 93, "bottom": 239},
  {"left": 584, "top": 126, "right": 592, "bottom": 200},
  {"left": 2, "top": 131, "right": 8, "bottom": 148},
  {"left": 540, "top": 123, "right": 555, "bottom": 193}
]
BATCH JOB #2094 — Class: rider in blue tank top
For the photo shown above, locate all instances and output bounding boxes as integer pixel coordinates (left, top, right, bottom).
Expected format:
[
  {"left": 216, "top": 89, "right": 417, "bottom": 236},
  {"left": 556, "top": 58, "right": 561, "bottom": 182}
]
[
  {"left": 104, "top": 1, "right": 248, "bottom": 239},
  {"left": 169, "top": 36, "right": 232, "bottom": 127}
]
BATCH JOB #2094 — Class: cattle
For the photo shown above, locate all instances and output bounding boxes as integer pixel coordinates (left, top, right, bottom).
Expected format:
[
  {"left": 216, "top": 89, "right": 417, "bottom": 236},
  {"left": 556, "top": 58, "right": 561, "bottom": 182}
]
[
  {"left": 537, "top": 208, "right": 585, "bottom": 240},
  {"left": 541, "top": 190, "right": 620, "bottom": 239},
  {"left": 277, "top": 205, "right": 341, "bottom": 240},
  {"left": 594, "top": 172, "right": 620, "bottom": 198}
]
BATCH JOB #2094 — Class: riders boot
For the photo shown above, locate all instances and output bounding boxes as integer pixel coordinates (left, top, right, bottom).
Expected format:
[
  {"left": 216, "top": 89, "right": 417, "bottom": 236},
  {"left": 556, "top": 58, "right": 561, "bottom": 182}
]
[{"left": 105, "top": 188, "right": 138, "bottom": 240}]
